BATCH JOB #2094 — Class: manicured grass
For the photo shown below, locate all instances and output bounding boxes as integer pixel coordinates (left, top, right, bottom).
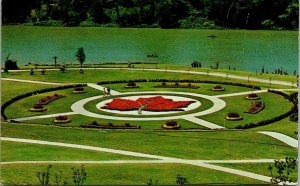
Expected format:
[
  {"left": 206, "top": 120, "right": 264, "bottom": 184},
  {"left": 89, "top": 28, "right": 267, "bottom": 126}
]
[
  {"left": 103, "top": 82, "right": 257, "bottom": 96},
  {"left": 249, "top": 117, "right": 298, "bottom": 139},
  {"left": 1, "top": 163, "right": 266, "bottom": 185},
  {"left": 4, "top": 87, "right": 101, "bottom": 119},
  {"left": 1, "top": 69, "right": 292, "bottom": 89},
  {"left": 200, "top": 92, "right": 292, "bottom": 129},
  {"left": 22, "top": 115, "right": 208, "bottom": 130},
  {"left": 1, "top": 80, "right": 57, "bottom": 103},
  {"left": 217, "top": 163, "right": 298, "bottom": 183},
  {"left": 2, "top": 123, "right": 297, "bottom": 160},
  {"left": 1, "top": 141, "right": 148, "bottom": 162},
  {"left": 84, "top": 93, "right": 213, "bottom": 118}
]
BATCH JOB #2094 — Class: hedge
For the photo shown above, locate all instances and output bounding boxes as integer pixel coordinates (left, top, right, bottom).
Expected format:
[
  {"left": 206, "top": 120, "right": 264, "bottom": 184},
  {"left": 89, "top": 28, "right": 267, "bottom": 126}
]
[
  {"left": 1, "top": 84, "right": 87, "bottom": 120},
  {"left": 97, "top": 78, "right": 261, "bottom": 90}
]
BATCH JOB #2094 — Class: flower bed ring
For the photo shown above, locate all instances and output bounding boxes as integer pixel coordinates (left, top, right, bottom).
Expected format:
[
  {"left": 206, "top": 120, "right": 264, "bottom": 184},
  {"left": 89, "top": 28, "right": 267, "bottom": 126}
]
[
  {"left": 162, "top": 124, "right": 181, "bottom": 129},
  {"left": 29, "top": 108, "right": 47, "bottom": 112},
  {"left": 53, "top": 119, "right": 71, "bottom": 123},
  {"left": 245, "top": 96, "right": 260, "bottom": 100},
  {"left": 225, "top": 116, "right": 243, "bottom": 121},
  {"left": 72, "top": 90, "right": 87, "bottom": 94},
  {"left": 211, "top": 88, "right": 225, "bottom": 91}
]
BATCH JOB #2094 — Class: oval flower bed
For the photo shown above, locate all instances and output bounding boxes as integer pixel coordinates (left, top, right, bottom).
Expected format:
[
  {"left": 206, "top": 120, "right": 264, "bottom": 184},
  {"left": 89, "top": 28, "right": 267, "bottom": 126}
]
[
  {"left": 53, "top": 115, "right": 71, "bottom": 123},
  {"left": 244, "top": 101, "right": 265, "bottom": 114},
  {"left": 124, "top": 82, "right": 139, "bottom": 88},
  {"left": 225, "top": 112, "right": 243, "bottom": 121},
  {"left": 72, "top": 87, "right": 87, "bottom": 94},
  {"left": 162, "top": 120, "right": 181, "bottom": 129},
  {"left": 245, "top": 93, "right": 260, "bottom": 100},
  {"left": 101, "top": 96, "right": 195, "bottom": 112},
  {"left": 38, "top": 94, "right": 65, "bottom": 105},
  {"left": 211, "top": 85, "right": 225, "bottom": 91},
  {"left": 29, "top": 104, "right": 47, "bottom": 112}
]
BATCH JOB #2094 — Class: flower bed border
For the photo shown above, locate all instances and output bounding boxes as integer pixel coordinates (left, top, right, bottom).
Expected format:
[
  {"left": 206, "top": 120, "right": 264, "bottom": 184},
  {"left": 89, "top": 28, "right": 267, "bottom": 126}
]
[
  {"left": 124, "top": 86, "right": 140, "bottom": 88},
  {"left": 162, "top": 124, "right": 181, "bottom": 129},
  {"left": 72, "top": 90, "right": 87, "bottom": 94},
  {"left": 154, "top": 85, "right": 199, "bottom": 89},
  {"left": 53, "top": 119, "right": 71, "bottom": 123},
  {"left": 38, "top": 94, "right": 65, "bottom": 105},
  {"left": 211, "top": 88, "right": 225, "bottom": 91},
  {"left": 225, "top": 116, "right": 243, "bottom": 121},
  {"left": 245, "top": 96, "right": 260, "bottom": 100},
  {"left": 29, "top": 108, "right": 47, "bottom": 112}
]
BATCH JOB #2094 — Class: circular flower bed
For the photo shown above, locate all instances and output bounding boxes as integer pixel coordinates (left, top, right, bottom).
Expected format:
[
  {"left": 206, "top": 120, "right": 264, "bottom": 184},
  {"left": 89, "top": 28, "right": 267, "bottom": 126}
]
[
  {"left": 245, "top": 93, "right": 260, "bottom": 100},
  {"left": 212, "top": 85, "right": 225, "bottom": 91},
  {"left": 225, "top": 112, "right": 243, "bottom": 121},
  {"left": 124, "top": 82, "right": 139, "bottom": 88},
  {"left": 162, "top": 120, "right": 181, "bottom": 129},
  {"left": 53, "top": 115, "right": 71, "bottom": 123},
  {"left": 29, "top": 104, "right": 47, "bottom": 112},
  {"left": 72, "top": 87, "right": 87, "bottom": 94}
]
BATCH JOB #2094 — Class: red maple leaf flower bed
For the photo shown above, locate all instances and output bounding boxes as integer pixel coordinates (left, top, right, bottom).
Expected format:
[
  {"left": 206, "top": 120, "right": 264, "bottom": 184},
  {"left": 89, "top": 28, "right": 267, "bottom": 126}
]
[{"left": 101, "top": 96, "right": 195, "bottom": 112}]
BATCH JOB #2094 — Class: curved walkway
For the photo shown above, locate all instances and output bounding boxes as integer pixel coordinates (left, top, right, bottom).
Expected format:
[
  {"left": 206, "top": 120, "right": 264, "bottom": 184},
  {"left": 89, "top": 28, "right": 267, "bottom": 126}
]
[
  {"left": 2, "top": 78, "right": 63, "bottom": 85},
  {"left": 0, "top": 137, "right": 279, "bottom": 183},
  {"left": 257, "top": 131, "right": 298, "bottom": 148}
]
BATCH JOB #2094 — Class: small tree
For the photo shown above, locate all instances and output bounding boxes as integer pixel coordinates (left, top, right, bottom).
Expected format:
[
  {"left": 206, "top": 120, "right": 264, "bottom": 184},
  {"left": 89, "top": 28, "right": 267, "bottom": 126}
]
[
  {"left": 75, "top": 47, "right": 86, "bottom": 67},
  {"left": 176, "top": 174, "right": 188, "bottom": 185},
  {"left": 37, "top": 164, "right": 52, "bottom": 186},
  {"left": 71, "top": 165, "right": 87, "bottom": 186},
  {"left": 268, "top": 157, "right": 297, "bottom": 185}
]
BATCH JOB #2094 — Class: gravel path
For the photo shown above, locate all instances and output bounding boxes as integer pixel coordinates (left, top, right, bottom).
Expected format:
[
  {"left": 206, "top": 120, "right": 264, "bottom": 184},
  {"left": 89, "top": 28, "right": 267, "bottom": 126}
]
[
  {"left": 2, "top": 78, "right": 63, "bottom": 85},
  {"left": 257, "top": 131, "right": 298, "bottom": 148},
  {"left": 0, "top": 137, "right": 282, "bottom": 183}
]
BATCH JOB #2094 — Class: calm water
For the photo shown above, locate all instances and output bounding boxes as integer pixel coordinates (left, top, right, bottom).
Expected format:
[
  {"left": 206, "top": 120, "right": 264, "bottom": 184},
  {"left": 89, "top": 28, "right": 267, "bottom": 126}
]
[{"left": 2, "top": 26, "right": 298, "bottom": 73}]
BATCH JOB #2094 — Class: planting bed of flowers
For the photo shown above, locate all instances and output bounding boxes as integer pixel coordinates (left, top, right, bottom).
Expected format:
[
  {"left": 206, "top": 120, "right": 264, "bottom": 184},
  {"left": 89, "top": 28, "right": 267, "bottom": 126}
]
[
  {"left": 245, "top": 93, "right": 260, "bottom": 100},
  {"left": 244, "top": 101, "right": 265, "bottom": 114},
  {"left": 80, "top": 121, "right": 141, "bottom": 129},
  {"left": 53, "top": 115, "right": 71, "bottom": 123},
  {"left": 101, "top": 96, "right": 195, "bottom": 112},
  {"left": 225, "top": 112, "right": 243, "bottom": 121},
  {"left": 38, "top": 94, "right": 65, "bottom": 105}
]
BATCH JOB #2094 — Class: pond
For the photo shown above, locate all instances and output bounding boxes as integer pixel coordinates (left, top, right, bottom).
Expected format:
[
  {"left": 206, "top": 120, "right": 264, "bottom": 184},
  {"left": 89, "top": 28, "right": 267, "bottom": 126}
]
[{"left": 2, "top": 26, "right": 298, "bottom": 73}]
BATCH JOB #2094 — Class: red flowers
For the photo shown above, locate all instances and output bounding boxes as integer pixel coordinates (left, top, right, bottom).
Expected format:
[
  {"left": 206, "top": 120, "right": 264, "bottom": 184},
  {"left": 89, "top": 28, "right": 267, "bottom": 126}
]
[{"left": 101, "top": 96, "right": 195, "bottom": 112}]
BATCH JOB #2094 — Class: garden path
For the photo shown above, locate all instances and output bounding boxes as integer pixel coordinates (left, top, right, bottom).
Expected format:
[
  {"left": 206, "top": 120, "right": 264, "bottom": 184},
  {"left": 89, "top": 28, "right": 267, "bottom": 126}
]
[
  {"left": 183, "top": 116, "right": 225, "bottom": 129},
  {"left": 87, "top": 83, "right": 121, "bottom": 95},
  {"left": 2, "top": 137, "right": 292, "bottom": 184},
  {"left": 2, "top": 78, "right": 63, "bottom": 85},
  {"left": 2, "top": 67, "right": 297, "bottom": 87},
  {"left": 257, "top": 131, "right": 298, "bottom": 148},
  {"left": 215, "top": 90, "right": 268, "bottom": 98},
  {"left": 11, "top": 112, "right": 77, "bottom": 122}
]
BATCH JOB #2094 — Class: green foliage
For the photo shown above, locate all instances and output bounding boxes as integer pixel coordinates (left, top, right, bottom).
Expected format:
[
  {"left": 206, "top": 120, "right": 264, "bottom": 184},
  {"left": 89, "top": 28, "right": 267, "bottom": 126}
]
[
  {"left": 176, "top": 174, "right": 188, "bottom": 185},
  {"left": 75, "top": 47, "right": 86, "bottom": 67},
  {"left": 71, "top": 165, "right": 87, "bottom": 186},
  {"left": 36, "top": 164, "right": 52, "bottom": 186},
  {"left": 2, "top": 0, "right": 298, "bottom": 29},
  {"left": 268, "top": 157, "right": 297, "bottom": 185}
]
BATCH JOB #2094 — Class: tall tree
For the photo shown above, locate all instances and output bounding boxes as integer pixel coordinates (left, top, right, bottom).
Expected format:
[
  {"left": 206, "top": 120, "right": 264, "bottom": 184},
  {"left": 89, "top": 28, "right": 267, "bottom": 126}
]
[{"left": 75, "top": 47, "right": 86, "bottom": 67}]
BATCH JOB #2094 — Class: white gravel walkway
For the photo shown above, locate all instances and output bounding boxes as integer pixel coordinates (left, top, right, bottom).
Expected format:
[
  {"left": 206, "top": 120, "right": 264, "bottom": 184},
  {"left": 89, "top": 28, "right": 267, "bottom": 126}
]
[
  {"left": 1, "top": 137, "right": 285, "bottom": 183},
  {"left": 12, "top": 112, "right": 77, "bottom": 122},
  {"left": 215, "top": 90, "right": 268, "bottom": 98},
  {"left": 183, "top": 116, "right": 225, "bottom": 129},
  {"left": 87, "top": 83, "right": 121, "bottom": 95},
  {"left": 2, "top": 78, "right": 63, "bottom": 85},
  {"left": 257, "top": 131, "right": 298, "bottom": 148}
]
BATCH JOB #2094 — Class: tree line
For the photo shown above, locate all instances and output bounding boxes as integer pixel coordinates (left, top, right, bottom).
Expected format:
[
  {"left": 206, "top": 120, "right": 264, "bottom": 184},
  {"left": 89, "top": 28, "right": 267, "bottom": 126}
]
[{"left": 2, "top": 0, "right": 298, "bottom": 29}]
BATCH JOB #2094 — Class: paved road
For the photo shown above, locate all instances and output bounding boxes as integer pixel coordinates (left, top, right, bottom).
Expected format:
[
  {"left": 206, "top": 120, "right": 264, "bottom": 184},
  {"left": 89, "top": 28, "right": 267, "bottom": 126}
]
[{"left": 258, "top": 131, "right": 298, "bottom": 148}]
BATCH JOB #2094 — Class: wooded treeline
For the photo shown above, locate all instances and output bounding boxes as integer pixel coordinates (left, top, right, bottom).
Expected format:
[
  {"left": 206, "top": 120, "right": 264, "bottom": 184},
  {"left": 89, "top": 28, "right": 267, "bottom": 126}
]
[{"left": 2, "top": 0, "right": 298, "bottom": 29}]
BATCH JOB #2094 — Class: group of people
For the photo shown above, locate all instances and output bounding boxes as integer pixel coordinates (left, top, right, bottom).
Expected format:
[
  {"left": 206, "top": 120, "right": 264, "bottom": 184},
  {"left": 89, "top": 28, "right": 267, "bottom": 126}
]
[{"left": 103, "top": 87, "right": 111, "bottom": 97}]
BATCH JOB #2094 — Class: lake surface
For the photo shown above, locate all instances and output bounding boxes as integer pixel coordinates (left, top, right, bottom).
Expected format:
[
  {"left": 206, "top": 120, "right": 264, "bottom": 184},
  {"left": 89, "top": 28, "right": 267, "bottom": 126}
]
[{"left": 2, "top": 26, "right": 298, "bottom": 73}]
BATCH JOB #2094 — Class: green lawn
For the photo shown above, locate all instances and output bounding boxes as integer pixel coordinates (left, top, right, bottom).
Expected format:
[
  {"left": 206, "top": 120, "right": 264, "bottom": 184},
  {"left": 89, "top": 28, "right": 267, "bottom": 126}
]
[
  {"left": 200, "top": 92, "right": 293, "bottom": 129},
  {"left": 2, "top": 123, "right": 297, "bottom": 160},
  {"left": 1, "top": 80, "right": 57, "bottom": 103},
  {"left": 249, "top": 117, "right": 298, "bottom": 139},
  {"left": 1, "top": 163, "right": 267, "bottom": 185},
  {"left": 4, "top": 87, "right": 101, "bottom": 119},
  {"left": 217, "top": 163, "right": 298, "bottom": 183},
  {"left": 1, "top": 141, "right": 148, "bottom": 162},
  {"left": 22, "top": 115, "right": 208, "bottom": 130},
  {"left": 2, "top": 69, "right": 292, "bottom": 89}
]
